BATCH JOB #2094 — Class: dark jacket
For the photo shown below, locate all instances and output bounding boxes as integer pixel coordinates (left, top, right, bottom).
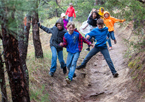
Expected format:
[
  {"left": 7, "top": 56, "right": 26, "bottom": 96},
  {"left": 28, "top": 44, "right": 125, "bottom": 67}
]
[
  {"left": 39, "top": 18, "right": 67, "bottom": 51},
  {"left": 87, "top": 11, "right": 101, "bottom": 27}
]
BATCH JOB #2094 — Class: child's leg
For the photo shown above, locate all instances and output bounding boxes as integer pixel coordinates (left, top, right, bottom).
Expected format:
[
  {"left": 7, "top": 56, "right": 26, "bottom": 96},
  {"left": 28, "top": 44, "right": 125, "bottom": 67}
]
[
  {"left": 68, "top": 52, "right": 80, "bottom": 81},
  {"left": 110, "top": 31, "right": 117, "bottom": 44},
  {"left": 81, "top": 47, "right": 100, "bottom": 66},
  {"left": 100, "top": 48, "right": 117, "bottom": 75},
  {"left": 70, "top": 17, "right": 73, "bottom": 22},
  {"left": 67, "top": 16, "right": 70, "bottom": 21},
  {"left": 50, "top": 46, "right": 58, "bottom": 73},
  {"left": 66, "top": 52, "right": 73, "bottom": 71},
  {"left": 108, "top": 32, "right": 112, "bottom": 47},
  {"left": 57, "top": 50, "right": 66, "bottom": 68}
]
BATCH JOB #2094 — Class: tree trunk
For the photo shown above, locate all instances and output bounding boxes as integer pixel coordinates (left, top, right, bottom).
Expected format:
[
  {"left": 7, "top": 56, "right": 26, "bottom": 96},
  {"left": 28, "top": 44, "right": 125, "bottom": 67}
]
[
  {"left": 0, "top": 55, "right": 8, "bottom": 102},
  {"left": 1, "top": 24, "right": 30, "bottom": 102},
  {"left": 32, "top": 11, "right": 43, "bottom": 58}
]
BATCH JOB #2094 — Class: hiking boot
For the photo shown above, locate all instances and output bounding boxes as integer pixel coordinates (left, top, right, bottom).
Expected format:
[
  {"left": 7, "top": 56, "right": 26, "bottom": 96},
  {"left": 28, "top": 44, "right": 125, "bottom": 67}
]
[
  {"left": 65, "top": 76, "right": 71, "bottom": 84},
  {"left": 63, "top": 66, "right": 67, "bottom": 74},
  {"left": 73, "top": 73, "right": 77, "bottom": 78},
  {"left": 49, "top": 72, "right": 54, "bottom": 77},
  {"left": 76, "top": 64, "right": 86, "bottom": 70},
  {"left": 114, "top": 39, "right": 117, "bottom": 44},
  {"left": 113, "top": 73, "right": 119, "bottom": 78},
  {"left": 85, "top": 48, "right": 90, "bottom": 51}
]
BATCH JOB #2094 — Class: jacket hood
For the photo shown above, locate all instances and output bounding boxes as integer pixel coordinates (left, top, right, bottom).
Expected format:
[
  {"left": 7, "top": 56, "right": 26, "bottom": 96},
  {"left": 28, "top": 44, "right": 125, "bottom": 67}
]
[
  {"left": 96, "top": 26, "right": 108, "bottom": 31},
  {"left": 99, "top": 7, "right": 104, "bottom": 13},
  {"left": 104, "top": 11, "right": 110, "bottom": 18},
  {"left": 55, "top": 18, "right": 64, "bottom": 29}
]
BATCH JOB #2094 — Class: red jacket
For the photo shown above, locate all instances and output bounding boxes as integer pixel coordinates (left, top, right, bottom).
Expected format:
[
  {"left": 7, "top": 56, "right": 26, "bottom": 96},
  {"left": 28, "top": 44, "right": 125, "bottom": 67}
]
[{"left": 65, "top": 6, "right": 76, "bottom": 18}]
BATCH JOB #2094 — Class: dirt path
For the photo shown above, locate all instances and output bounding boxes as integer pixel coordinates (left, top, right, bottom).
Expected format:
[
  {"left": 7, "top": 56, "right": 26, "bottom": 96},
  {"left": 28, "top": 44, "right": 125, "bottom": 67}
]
[
  {"left": 79, "top": 24, "right": 145, "bottom": 102},
  {"left": 43, "top": 24, "right": 145, "bottom": 102}
]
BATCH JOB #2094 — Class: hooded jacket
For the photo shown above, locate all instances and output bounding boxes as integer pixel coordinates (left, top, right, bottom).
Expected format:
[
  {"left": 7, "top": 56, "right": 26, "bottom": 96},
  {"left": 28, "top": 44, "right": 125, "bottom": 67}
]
[
  {"left": 98, "top": 7, "right": 104, "bottom": 19},
  {"left": 87, "top": 11, "right": 101, "bottom": 27},
  {"left": 65, "top": 6, "right": 76, "bottom": 18},
  {"left": 39, "top": 18, "right": 67, "bottom": 51},
  {"left": 103, "top": 11, "right": 125, "bottom": 32}
]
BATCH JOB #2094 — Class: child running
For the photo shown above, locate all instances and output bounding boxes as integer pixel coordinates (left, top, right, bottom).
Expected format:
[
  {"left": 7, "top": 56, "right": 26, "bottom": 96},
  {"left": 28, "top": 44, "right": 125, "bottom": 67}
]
[
  {"left": 38, "top": 18, "right": 67, "bottom": 77},
  {"left": 77, "top": 19, "right": 119, "bottom": 78},
  {"left": 104, "top": 11, "right": 125, "bottom": 50},
  {"left": 60, "top": 22, "right": 94, "bottom": 84},
  {"left": 61, "top": 13, "right": 68, "bottom": 30}
]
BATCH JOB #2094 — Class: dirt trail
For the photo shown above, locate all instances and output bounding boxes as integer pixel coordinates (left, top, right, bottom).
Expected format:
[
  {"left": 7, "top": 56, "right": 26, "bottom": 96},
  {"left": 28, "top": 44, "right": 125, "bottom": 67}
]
[{"left": 43, "top": 24, "right": 145, "bottom": 102}]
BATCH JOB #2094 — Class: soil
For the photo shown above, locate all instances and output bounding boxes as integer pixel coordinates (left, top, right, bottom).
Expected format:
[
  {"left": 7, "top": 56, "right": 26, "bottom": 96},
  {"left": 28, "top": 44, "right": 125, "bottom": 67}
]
[{"left": 42, "top": 24, "right": 145, "bottom": 102}]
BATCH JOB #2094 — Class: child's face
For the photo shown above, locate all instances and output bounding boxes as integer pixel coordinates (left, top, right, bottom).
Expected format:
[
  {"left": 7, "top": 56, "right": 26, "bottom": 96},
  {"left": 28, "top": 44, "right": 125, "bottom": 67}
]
[
  {"left": 62, "top": 16, "right": 65, "bottom": 19},
  {"left": 104, "top": 13, "right": 109, "bottom": 18},
  {"left": 97, "top": 24, "right": 104, "bottom": 29},
  {"left": 68, "top": 25, "right": 74, "bottom": 34},
  {"left": 92, "top": 13, "right": 97, "bottom": 19},
  {"left": 101, "top": 10, "right": 104, "bottom": 13},
  {"left": 57, "top": 23, "right": 63, "bottom": 30}
]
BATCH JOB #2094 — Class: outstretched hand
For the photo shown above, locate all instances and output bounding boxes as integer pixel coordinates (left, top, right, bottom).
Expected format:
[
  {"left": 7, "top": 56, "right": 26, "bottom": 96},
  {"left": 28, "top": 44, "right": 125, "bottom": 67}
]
[
  {"left": 38, "top": 22, "right": 41, "bottom": 27},
  {"left": 59, "top": 42, "right": 63, "bottom": 47}
]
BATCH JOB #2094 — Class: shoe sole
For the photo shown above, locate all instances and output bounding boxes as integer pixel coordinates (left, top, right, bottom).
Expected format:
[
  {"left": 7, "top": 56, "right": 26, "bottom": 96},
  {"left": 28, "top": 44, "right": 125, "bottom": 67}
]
[{"left": 65, "top": 79, "right": 70, "bottom": 84}]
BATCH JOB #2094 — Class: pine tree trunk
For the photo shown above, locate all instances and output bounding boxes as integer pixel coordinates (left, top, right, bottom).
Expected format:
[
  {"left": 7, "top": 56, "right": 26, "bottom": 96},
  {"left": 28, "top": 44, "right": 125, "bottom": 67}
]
[
  {"left": 1, "top": 24, "right": 30, "bottom": 102},
  {"left": 0, "top": 55, "right": 8, "bottom": 102},
  {"left": 32, "top": 11, "right": 43, "bottom": 58}
]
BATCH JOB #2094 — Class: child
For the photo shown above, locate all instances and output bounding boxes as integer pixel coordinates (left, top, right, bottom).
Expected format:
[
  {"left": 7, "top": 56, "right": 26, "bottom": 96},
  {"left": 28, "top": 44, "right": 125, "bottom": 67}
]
[
  {"left": 61, "top": 13, "right": 68, "bottom": 30},
  {"left": 98, "top": 7, "right": 104, "bottom": 19},
  {"left": 77, "top": 19, "right": 119, "bottom": 78},
  {"left": 87, "top": 8, "right": 97, "bottom": 20},
  {"left": 104, "top": 11, "right": 125, "bottom": 50},
  {"left": 65, "top": 3, "right": 76, "bottom": 22},
  {"left": 38, "top": 18, "right": 67, "bottom": 77},
  {"left": 60, "top": 22, "right": 93, "bottom": 84},
  {"left": 81, "top": 11, "right": 101, "bottom": 51}
]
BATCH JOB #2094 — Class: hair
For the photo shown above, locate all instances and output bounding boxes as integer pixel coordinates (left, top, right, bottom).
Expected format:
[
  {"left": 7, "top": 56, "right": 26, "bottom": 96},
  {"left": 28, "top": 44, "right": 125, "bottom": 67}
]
[
  {"left": 97, "top": 18, "right": 104, "bottom": 25},
  {"left": 101, "top": 8, "right": 104, "bottom": 11},
  {"left": 67, "top": 22, "right": 75, "bottom": 28},
  {"left": 91, "top": 11, "right": 101, "bottom": 19},
  {"left": 69, "top": 3, "right": 73, "bottom": 6}
]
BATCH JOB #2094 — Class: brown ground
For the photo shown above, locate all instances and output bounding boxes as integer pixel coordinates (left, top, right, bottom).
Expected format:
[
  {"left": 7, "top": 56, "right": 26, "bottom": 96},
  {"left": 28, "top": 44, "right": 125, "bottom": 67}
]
[{"left": 31, "top": 23, "right": 145, "bottom": 102}]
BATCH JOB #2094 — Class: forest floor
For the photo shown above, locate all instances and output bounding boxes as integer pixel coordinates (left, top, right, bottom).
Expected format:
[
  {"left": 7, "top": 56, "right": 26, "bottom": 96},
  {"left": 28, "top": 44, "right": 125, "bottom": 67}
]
[{"left": 26, "top": 19, "right": 145, "bottom": 102}]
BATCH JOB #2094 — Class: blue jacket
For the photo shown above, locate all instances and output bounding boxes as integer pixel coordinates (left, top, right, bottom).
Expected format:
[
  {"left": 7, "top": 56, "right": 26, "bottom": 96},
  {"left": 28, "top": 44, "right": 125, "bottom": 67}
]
[
  {"left": 87, "top": 27, "right": 109, "bottom": 48},
  {"left": 64, "top": 31, "right": 80, "bottom": 53}
]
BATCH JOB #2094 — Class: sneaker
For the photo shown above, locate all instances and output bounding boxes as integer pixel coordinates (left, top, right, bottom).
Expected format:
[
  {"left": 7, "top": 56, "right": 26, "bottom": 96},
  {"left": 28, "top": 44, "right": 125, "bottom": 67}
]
[
  {"left": 114, "top": 40, "right": 117, "bottom": 44},
  {"left": 76, "top": 64, "right": 86, "bottom": 70},
  {"left": 109, "top": 47, "right": 112, "bottom": 50},
  {"left": 63, "top": 66, "right": 67, "bottom": 74},
  {"left": 113, "top": 73, "right": 119, "bottom": 78},
  {"left": 49, "top": 72, "right": 54, "bottom": 77},
  {"left": 65, "top": 76, "right": 71, "bottom": 84},
  {"left": 73, "top": 73, "right": 77, "bottom": 78},
  {"left": 85, "top": 48, "right": 90, "bottom": 51}
]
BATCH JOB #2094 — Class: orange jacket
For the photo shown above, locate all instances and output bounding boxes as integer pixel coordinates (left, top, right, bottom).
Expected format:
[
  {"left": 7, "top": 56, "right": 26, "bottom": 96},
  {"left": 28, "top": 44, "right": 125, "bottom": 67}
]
[
  {"left": 103, "top": 11, "right": 125, "bottom": 32},
  {"left": 23, "top": 17, "right": 27, "bottom": 26}
]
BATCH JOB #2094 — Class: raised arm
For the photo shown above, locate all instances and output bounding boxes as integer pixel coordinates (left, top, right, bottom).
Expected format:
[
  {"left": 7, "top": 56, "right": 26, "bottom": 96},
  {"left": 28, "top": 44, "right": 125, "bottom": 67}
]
[{"left": 38, "top": 22, "right": 52, "bottom": 33}]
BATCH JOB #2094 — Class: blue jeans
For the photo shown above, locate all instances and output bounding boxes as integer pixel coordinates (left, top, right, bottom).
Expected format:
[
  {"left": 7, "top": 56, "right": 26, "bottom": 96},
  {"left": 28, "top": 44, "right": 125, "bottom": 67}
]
[
  {"left": 81, "top": 47, "right": 117, "bottom": 74},
  {"left": 108, "top": 31, "right": 115, "bottom": 47},
  {"left": 67, "top": 16, "right": 73, "bottom": 22},
  {"left": 66, "top": 52, "right": 80, "bottom": 81},
  {"left": 50, "top": 46, "right": 66, "bottom": 73}
]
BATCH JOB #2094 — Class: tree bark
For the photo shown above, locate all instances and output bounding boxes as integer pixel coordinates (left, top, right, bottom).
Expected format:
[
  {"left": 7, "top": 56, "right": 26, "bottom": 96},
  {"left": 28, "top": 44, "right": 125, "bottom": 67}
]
[
  {"left": 0, "top": 55, "right": 8, "bottom": 102},
  {"left": 32, "top": 11, "right": 43, "bottom": 58},
  {"left": 1, "top": 23, "right": 30, "bottom": 102}
]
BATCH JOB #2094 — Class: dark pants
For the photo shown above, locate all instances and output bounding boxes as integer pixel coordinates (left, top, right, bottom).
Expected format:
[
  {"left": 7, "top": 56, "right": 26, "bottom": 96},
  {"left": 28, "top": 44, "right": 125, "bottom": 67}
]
[{"left": 81, "top": 47, "right": 117, "bottom": 74}]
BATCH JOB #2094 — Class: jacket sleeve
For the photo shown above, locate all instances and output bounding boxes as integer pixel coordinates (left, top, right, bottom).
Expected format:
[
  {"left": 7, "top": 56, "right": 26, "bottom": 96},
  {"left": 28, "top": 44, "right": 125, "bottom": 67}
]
[
  {"left": 79, "top": 34, "right": 91, "bottom": 45},
  {"left": 65, "top": 8, "right": 68, "bottom": 15},
  {"left": 62, "top": 36, "right": 67, "bottom": 47},
  {"left": 111, "top": 17, "right": 122, "bottom": 23},
  {"left": 40, "top": 25, "right": 52, "bottom": 34},
  {"left": 73, "top": 8, "right": 76, "bottom": 18}
]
